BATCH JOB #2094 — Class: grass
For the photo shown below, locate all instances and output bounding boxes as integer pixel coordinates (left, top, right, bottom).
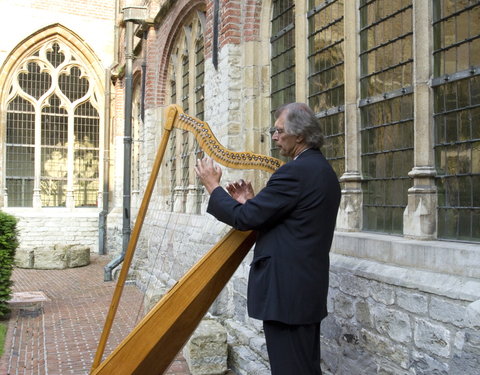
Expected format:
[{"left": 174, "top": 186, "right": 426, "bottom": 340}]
[{"left": 0, "top": 320, "right": 7, "bottom": 357}]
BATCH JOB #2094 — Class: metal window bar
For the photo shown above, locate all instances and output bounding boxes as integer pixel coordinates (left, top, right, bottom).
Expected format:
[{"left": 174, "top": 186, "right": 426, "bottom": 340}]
[
  {"left": 41, "top": 95, "right": 68, "bottom": 207},
  {"left": 6, "top": 78, "right": 37, "bottom": 206},
  {"left": 46, "top": 43, "right": 65, "bottom": 68},
  {"left": 360, "top": 92, "right": 414, "bottom": 235},
  {"left": 317, "top": 112, "right": 345, "bottom": 178},
  {"left": 59, "top": 66, "right": 89, "bottom": 102},
  {"left": 17, "top": 62, "right": 53, "bottom": 100},
  {"left": 432, "top": 1, "right": 480, "bottom": 81},
  {"left": 432, "top": 1, "right": 480, "bottom": 242},
  {"left": 194, "top": 37, "right": 205, "bottom": 214},
  {"left": 359, "top": 0, "right": 415, "bottom": 237},
  {"left": 433, "top": 74, "right": 480, "bottom": 241},
  {"left": 74, "top": 102, "right": 100, "bottom": 207},
  {"left": 270, "top": 0, "right": 295, "bottom": 158},
  {"left": 180, "top": 52, "right": 191, "bottom": 211},
  {"left": 359, "top": 1, "right": 413, "bottom": 100},
  {"left": 307, "top": 0, "right": 345, "bottom": 179},
  {"left": 182, "top": 55, "right": 189, "bottom": 113},
  {"left": 169, "top": 78, "right": 177, "bottom": 211},
  {"left": 195, "top": 38, "right": 205, "bottom": 122},
  {"left": 180, "top": 130, "right": 190, "bottom": 212}
]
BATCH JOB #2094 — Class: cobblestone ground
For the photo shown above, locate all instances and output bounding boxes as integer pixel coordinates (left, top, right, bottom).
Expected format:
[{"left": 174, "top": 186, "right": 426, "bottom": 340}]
[{"left": 0, "top": 254, "right": 190, "bottom": 375}]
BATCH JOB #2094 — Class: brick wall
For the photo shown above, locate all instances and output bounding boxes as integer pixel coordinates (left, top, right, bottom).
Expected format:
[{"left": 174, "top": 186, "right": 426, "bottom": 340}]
[{"left": 204, "top": 0, "right": 262, "bottom": 57}]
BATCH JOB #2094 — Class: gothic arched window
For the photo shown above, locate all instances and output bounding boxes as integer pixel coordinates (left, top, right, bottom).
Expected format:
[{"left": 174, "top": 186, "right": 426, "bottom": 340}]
[
  {"left": 5, "top": 41, "right": 101, "bottom": 208},
  {"left": 166, "top": 11, "right": 205, "bottom": 214}
]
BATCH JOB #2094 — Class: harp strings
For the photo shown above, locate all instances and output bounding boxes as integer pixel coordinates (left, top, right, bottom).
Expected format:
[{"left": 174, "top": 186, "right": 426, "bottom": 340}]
[{"left": 130, "top": 126, "right": 217, "bottom": 326}]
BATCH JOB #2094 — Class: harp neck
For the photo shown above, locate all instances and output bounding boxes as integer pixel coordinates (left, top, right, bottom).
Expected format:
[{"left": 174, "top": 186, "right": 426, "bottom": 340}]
[{"left": 165, "top": 104, "right": 284, "bottom": 173}]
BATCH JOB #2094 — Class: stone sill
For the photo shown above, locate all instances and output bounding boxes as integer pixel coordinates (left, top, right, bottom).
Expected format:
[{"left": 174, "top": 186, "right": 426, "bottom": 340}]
[
  {"left": 332, "top": 231, "right": 480, "bottom": 280},
  {"left": 331, "top": 253, "right": 480, "bottom": 302}
]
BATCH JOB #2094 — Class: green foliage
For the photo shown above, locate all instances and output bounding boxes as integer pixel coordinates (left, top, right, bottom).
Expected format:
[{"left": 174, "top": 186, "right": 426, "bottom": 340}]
[
  {"left": 0, "top": 321, "right": 7, "bottom": 356},
  {"left": 0, "top": 211, "right": 19, "bottom": 319}
]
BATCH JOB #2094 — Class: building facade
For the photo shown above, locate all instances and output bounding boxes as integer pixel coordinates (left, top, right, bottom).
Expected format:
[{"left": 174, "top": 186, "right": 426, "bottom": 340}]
[{"left": 1, "top": 0, "right": 479, "bottom": 374}]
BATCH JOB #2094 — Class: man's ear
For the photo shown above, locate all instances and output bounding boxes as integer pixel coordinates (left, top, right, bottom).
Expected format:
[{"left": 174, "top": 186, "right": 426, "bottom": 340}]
[{"left": 296, "top": 135, "right": 305, "bottom": 143}]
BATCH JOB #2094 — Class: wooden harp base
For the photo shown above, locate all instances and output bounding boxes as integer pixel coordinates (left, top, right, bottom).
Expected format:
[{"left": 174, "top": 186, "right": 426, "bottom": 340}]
[{"left": 91, "top": 229, "right": 256, "bottom": 375}]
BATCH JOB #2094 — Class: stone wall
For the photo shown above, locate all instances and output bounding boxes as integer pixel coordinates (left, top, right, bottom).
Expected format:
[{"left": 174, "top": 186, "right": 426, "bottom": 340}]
[
  {"left": 5, "top": 208, "right": 99, "bottom": 252},
  {"left": 322, "top": 253, "right": 480, "bottom": 375}
]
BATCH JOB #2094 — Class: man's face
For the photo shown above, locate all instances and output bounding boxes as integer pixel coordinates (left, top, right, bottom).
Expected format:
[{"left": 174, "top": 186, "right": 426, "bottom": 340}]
[{"left": 272, "top": 112, "right": 298, "bottom": 158}]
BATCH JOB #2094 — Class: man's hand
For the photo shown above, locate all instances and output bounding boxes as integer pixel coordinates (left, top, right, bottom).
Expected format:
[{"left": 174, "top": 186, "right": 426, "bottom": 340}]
[
  {"left": 195, "top": 157, "right": 222, "bottom": 194},
  {"left": 226, "top": 179, "right": 255, "bottom": 204}
]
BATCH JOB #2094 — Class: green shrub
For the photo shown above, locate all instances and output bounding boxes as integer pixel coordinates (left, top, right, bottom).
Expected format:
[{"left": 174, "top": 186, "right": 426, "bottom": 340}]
[
  {"left": 0, "top": 321, "right": 7, "bottom": 356},
  {"left": 0, "top": 211, "right": 18, "bottom": 319}
]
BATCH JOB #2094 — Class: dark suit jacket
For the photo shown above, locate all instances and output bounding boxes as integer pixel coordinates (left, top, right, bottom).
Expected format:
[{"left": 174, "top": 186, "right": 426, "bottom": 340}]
[{"left": 207, "top": 148, "right": 341, "bottom": 324}]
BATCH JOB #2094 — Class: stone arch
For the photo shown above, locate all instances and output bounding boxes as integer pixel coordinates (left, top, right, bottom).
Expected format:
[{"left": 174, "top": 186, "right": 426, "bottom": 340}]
[
  {"left": 148, "top": 0, "right": 205, "bottom": 107},
  {"left": 243, "top": 0, "right": 266, "bottom": 43}
]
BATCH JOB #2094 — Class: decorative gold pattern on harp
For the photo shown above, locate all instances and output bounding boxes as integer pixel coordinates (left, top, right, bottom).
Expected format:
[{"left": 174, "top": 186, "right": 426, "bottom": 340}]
[{"left": 90, "top": 105, "right": 283, "bottom": 374}]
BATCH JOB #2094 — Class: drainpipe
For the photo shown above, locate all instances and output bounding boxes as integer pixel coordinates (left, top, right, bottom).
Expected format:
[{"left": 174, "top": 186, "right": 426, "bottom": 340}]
[
  {"left": 98, "top": 67, "right": 111, "bottom": 256},
  {"left": 104, "top": 4, "right": 147, "bottom": 281},
  {"left": 98, "top": 0, "right": 119, "bottom": 256}
]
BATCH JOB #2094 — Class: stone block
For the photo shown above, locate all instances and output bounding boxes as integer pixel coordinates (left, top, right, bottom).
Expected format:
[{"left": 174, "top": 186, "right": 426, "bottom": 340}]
[
  {"left": 414, "top": 318, "right": 451, "bottom": 358},
  {"left": 14, "top": 244, "right": 90, "bottom": 269},
  {"left": 65, "top": 244, "right": 90, "bottom": 267},
  {"left": 14, "top": 249, "right": 34, "bottom": 268},
  {"left": 464, "top": 299, "right": 480, "bottom": 329},
  {"left": 430, "top": 296, "right": 467, "bottom": 327},
  {"left": 34, "top": 246, "right": 67, "bottom": 269},
  {"left": 373, "top": 307, "right": 412, "bottom": 344},
  {"left": 183, "top": 319, "right": 228, "bottom": 375},
  {"left": 143, "top": 286, "right": 168, "bottom": 314}
]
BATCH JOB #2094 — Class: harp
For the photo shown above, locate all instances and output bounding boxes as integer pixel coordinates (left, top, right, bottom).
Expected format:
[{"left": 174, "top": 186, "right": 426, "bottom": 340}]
[{"left": 90, "top": 104, "right": 283, "bottom": 375}]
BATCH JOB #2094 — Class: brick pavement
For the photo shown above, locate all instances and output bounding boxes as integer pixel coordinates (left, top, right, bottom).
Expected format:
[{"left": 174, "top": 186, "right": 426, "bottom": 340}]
[{"left": 0, "top": 254, "right": 190, "bottom": 375}]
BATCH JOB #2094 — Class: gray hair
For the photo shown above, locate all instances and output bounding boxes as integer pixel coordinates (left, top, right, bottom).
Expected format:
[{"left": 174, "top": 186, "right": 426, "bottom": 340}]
[{"left": 274, "top": 102, "right": 324, "bottom": 149}]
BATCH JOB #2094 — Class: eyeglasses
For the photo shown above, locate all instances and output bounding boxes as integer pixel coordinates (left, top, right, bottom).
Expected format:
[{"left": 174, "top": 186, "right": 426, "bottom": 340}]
[{"left": 270, "top": 127, "right": 285, "bottom": 135}]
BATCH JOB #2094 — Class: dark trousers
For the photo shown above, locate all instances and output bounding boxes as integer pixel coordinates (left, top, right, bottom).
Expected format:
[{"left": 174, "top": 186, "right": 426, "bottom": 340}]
[{"left": 263, "top": 320, "right": 322, "bottom": 375}]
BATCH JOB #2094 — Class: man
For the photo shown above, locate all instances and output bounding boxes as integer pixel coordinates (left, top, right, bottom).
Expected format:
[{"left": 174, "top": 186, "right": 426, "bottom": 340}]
[{"left": 195, "top": 102, "right": 341, "bottom": 374}]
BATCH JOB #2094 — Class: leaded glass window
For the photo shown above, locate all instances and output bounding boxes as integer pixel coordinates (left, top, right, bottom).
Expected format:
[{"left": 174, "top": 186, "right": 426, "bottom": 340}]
[
  {"left": 433, "top": 1, "right": 480, "bottom": 241},
  {"left": 307, "top": 0, "right": 345, "bottom": 178},
  {"left": 167, "top": 12, "right": 205, "bottom": 214},
  {"left": 194, "top": 27, "right": 205, "bottom": 214},
  {"left": 359, "top": 0, "right": 414, "bottom": 234},
  {"left": 270, "top": 0, "right": 296, "bottom": 157},
  {"left": 5, "top": 41, "right": 100, "bottom": 208},
  {"left": 169, "top": 70, "right": 177, "bottom": 211},
  {"left": 6, "top": 97, "right": 35, "bottom": 206},
  {"left": 361, "top": 96, "right": 414, "bottom": 234},
  {"left": 195, "top": 26, "right": 205, "bottom": 121},
  {"left": 131, "top": 82, "right": 142, "bottom": 208}
]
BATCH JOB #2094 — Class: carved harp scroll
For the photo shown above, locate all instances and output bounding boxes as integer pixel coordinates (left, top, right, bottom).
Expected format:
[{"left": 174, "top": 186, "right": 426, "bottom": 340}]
[{"left": 91, "top": 104, "right": 283, "bottom": 375}]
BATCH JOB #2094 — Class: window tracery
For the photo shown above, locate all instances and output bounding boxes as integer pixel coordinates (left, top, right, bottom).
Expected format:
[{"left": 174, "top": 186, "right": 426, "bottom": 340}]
[{"left": 5, "top": 40, "right": 101, "bottom": 208}]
